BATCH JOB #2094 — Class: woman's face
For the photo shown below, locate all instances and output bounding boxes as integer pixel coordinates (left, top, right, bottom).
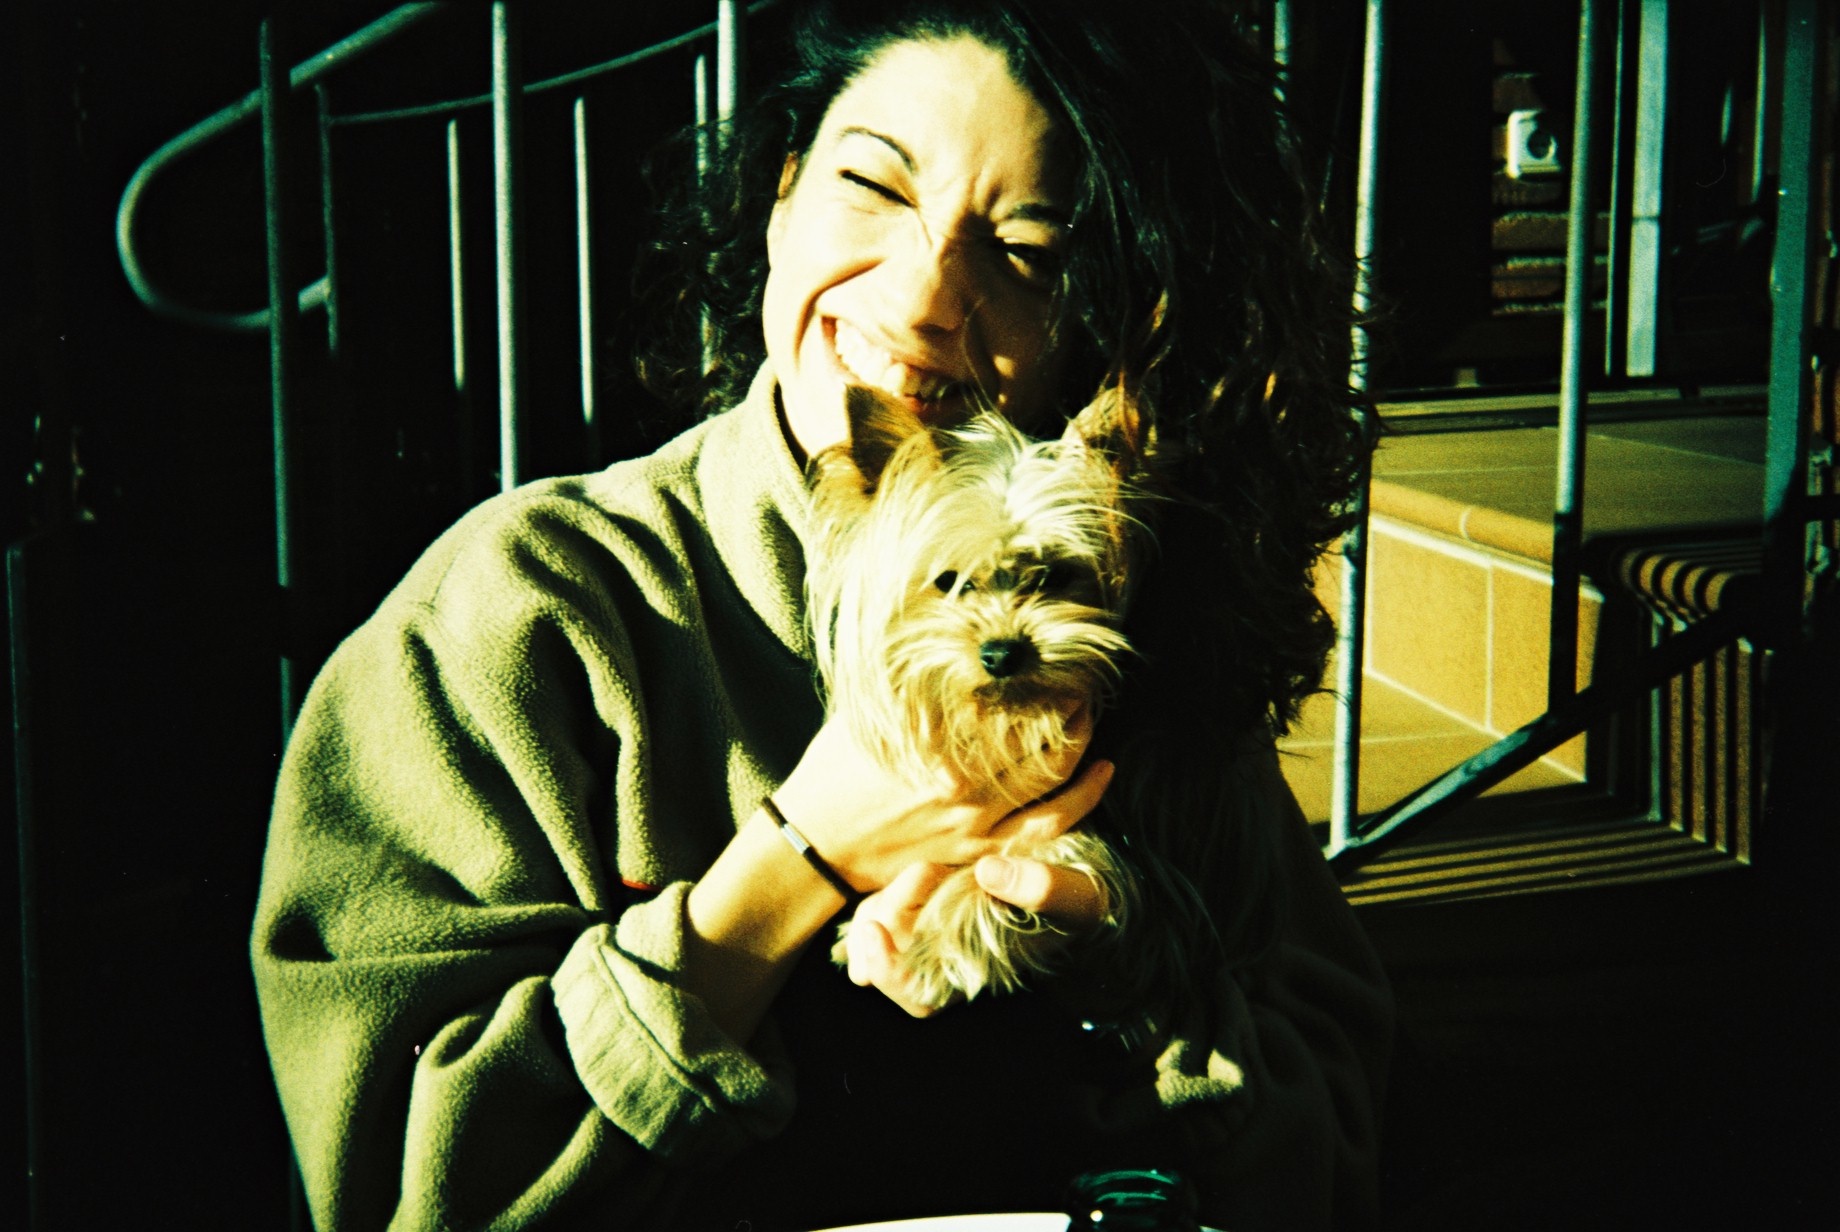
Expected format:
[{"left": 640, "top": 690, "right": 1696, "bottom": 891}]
[{"left": 764, "top": 35, "right": 1073, "bottom": 458}]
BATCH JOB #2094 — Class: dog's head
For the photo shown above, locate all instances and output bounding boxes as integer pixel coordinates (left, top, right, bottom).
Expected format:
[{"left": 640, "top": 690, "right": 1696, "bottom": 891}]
[{"left": 807, "top": 385, "right": 1148, "bottom": 798}]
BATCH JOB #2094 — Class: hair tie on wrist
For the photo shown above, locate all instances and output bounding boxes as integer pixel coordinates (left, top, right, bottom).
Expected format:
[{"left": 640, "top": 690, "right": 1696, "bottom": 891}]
[{"left": 761, "top": 796, "right": 860, "bottom": 905}]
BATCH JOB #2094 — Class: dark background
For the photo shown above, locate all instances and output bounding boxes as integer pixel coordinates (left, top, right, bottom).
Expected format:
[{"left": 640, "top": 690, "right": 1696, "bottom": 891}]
[{"left": 4, "top": 3, "right": 806, "bottom": 1226}]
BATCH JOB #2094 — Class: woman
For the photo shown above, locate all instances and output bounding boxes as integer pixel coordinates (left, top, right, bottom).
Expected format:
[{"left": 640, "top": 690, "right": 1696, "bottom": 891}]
[{"left": 252, "top": 1, "right": 1393, "bottom": 1228}]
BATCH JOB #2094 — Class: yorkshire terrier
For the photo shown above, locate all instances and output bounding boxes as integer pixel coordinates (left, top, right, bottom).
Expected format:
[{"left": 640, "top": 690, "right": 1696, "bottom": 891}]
[{"left": 805, "top": 384, "right": 1148, "bottom": 1009}]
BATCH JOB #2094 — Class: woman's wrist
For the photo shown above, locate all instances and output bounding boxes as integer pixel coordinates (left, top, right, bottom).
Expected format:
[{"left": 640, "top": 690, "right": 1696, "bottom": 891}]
[
  {"left": 688, "top": 807, "right": 850, "bottom": 951},
  {"left": 682, "top": 804, "right": 854, "bottom": 1042},
  {"left": 760, "top": 795, "right": 863, "bottom": 904}
]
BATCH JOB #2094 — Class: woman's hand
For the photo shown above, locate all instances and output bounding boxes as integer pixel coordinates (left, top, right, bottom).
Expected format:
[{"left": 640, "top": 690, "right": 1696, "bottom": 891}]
[
  {"left": 837, "top": 757, "right": 1116, "bottom": 1017},
  {"left": 685, "top": 714, "right": 1108, "bottom": 1040},
  {"left": 772, "top": 709, "right": 1105, "bottom": 894}
]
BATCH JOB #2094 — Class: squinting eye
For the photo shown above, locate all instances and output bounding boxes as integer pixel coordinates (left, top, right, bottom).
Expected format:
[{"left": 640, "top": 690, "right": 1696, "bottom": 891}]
[
  {"left": 840, "top": 170, "right": 906, "bottom": 204},
  {"left": 1002, "top": 242, "right": 1062, "bottom": 287},
  {"left": 933, "top": 571, "right": 959, "bottom": 593}
]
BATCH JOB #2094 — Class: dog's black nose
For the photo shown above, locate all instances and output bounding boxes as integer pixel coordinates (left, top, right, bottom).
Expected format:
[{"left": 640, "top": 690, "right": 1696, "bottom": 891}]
[{"left": 979, "top": 638, "right": 1035, "bottom": 678}]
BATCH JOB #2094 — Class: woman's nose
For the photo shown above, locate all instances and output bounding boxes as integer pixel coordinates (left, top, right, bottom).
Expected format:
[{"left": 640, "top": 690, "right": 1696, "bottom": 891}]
[{"left": 881, "top": 234, "right": 970, "bottom": 336}]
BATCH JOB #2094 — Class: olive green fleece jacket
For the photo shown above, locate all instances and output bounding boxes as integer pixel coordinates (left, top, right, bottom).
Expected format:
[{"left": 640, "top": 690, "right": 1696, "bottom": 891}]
[{"left": 252, "top": 364, "right": 1393, "bottom": 1231}]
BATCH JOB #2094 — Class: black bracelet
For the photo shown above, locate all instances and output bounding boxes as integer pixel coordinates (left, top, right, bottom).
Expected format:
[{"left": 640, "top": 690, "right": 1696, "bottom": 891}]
[{"left": 760, "top": 795, "right": 859, "bottom": 904}]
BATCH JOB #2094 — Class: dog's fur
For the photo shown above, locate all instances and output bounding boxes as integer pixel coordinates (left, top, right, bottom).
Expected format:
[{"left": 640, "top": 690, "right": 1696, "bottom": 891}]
[{"left": 806, "top": 385, "right": 1148, "bottom": 1007}]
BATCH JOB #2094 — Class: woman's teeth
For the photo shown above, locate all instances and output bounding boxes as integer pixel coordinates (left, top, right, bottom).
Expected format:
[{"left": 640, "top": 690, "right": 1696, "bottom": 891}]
[{"left": 833, "top": 321, "right": 956, "bottom": 401}]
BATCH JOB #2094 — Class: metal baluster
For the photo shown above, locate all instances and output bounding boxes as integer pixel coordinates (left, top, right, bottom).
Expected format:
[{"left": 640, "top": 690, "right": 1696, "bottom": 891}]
[
  {"left": 1749, "top": 2, "right": 1770, "bottom": 207},
  {"left": 1272, "top": 0, "right": 1293, "bottom": 73},
  {"left": 261, "top": 17, "right": 303, "bottom": 737},
  {"left": 1549, "top": 0, "right": 1602, "bottom": 709},
  {"left": 695, "top": 52, "right": 712, "bottom": 374},
  {"left": 448, "top": 118, "right": 474, "bottom": 493},
  {"left": 1763, "top": 0, "right": 1818, "bottom": 644},
  {"left": 1604, "top": 0, "right": 1637, "bottom": 378},
  {"left": 264, "top": 31, "right": 312, "bottom": 1221},
  {"left": 698, "top": 0, "right": 744, "bottom": 379},
  {"left": 717, "top": 0, "right": 743, "bottom": 120},
  {"left": 1329, "top": 0, "right": 1385, "bottom": 856},
  {"left": 492, "top": 0, "right": 525, "bottom": 491},
  {"left": 575, "top": 97, "right": 600, "bottom": 466},
  {"left": 1625, "top": 0, "right": 1667, "bottom": 377},
  {"left": 317, "top": 85, "right": 340, "bottom": 357},
  {"left": 694, "top": 52, "right": 711, "bottom": 173}
]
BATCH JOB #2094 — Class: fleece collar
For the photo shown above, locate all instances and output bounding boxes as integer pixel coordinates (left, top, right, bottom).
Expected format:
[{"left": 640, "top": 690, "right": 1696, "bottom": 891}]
[{"left": 695, "top": 362, "right": 816, "bottom": 665}]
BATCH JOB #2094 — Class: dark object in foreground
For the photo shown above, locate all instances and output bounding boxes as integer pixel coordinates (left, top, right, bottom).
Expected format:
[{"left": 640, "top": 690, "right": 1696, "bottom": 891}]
[{"left": 1064, "top": 1168, "right": 1201, "bottom": 1231}]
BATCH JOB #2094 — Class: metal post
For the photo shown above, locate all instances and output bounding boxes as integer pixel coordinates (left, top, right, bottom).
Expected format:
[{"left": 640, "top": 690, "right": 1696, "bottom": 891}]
[
  {"left": 448, "top": 120, "right": 468, "bottom": 403},
  {"left": 575, "top": 97, "right": 600, "bottom": 466},
  {"left": 1625, "top": 0, "right": 1667, "bottom": 377},
  {"left": 261, "top": 18, "right": 302, "bottom": 737},
  {"left": 1549, "top": 0, "right": 1602, "bottom": 708},
  {"left": 1604, "top": 0, "right": 1637, "bottom": 378},
  {"left": 1749, "top": 2, "right": 1770, "bottom": 206},
  {"left": 492, "top": 1, "right": 525, "bottom": 491},
  {"left": 1329, "top": 0, "right": 1384, "bottom": 856},
  {"left": 695, "top": 52, "right": 713, "bottom": 374},
  {"left": 316, "top": 85, "right": 340, "bottom": 357},
  {"left": 448, "top": 118, "right": 474, "bottom": 493},
  {"left": 694, "top": 53, "right": 711, "bottom": 174},
  {"left": 716, "top": 0, "right": 743, "bottom": 120},
  {"left": 263, "top": 27, "right": 312, "bottom": 1227},
  {"left": 1272, "top": 0, "right": 1293, "bottom": 71},
  {"left": 1762, "top": 0, "right": 1818, "bottom": 645}
]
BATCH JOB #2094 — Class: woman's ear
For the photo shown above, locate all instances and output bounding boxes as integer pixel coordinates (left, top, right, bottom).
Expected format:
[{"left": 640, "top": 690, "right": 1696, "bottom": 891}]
[{"left": 767, "top": 154, "right": 801, "bottom": 251}]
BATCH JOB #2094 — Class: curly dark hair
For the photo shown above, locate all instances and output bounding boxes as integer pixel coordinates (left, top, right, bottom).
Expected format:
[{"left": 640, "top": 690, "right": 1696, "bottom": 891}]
[{"left": 636, "top": 0, "right": 1372, "bottom": 995}]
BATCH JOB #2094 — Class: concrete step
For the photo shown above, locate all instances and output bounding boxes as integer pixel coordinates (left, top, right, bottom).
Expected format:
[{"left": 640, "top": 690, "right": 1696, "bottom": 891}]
[{"left": 1294, "top": 407, "right": 1768, "bottom": 895}]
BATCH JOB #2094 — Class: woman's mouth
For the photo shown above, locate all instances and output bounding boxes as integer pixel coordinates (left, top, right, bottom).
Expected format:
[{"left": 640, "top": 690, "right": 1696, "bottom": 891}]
[{"left": 831, "top": 319, "right": 962, "bottom": 405}]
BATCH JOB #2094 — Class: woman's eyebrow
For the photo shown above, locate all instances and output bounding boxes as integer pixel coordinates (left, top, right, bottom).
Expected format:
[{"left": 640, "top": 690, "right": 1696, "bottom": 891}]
[
  {"left": 836, "top": 125, "right": 915, "bottom": 171},
  {"left": 834, "top": 125, "right": 1070, "bottom": 228},
  {"left": 1006, "top": 202, "right": 1071, "bottom": 230}
]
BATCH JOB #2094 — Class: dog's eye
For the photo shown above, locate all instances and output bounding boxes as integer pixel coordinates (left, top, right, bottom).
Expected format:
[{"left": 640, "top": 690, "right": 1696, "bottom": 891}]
[
  {"left": 933, "top": 571, "right": 959, "bottom": 593},
  {"left": 1018, "top": 564, "right": 1066, "bottom": 593},
  {"left": 1037, "top": 562, "right": 1094, "bottom": 598}
]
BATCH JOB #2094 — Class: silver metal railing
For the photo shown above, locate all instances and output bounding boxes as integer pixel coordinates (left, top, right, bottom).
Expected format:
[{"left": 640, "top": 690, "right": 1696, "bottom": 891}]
[
  {"left": 116, "top": 3, "right": 761, "bottom": 737},
  {"left": 1328, "top": 0, "right": 1385, "bottom": 856},
  {"left": 1323, "top": 0, "right": 1826, "bottom": 870}
]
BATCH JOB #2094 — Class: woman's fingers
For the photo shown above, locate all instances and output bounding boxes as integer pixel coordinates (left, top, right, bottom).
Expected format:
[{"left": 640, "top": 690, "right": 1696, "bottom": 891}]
[
  {"left": 846, "top": 923, "right": 956, "bottom": 1018},
  {"left": 976, "top": 855, "right": 1108, "bottom": 929},
  {"left": 975, "top": 758, "right": 1116, "bottom": 930},
  {"left": 842, "top": 915, "right": 900, "bottom": 986},
  {"left": 993, "top": 757, "right": 1115, "bottom": 846},
  {"left": 842, "top": 867, "right": 963, "bottom": 1018}
]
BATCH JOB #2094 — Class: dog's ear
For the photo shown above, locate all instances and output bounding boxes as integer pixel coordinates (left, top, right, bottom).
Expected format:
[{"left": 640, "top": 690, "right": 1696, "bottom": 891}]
[
  {"left": 1062, "top": 385, "right": 1148, "bottom": 480},
  {"left": 844, "top": 384, "right": 937, "bottom": 493}
]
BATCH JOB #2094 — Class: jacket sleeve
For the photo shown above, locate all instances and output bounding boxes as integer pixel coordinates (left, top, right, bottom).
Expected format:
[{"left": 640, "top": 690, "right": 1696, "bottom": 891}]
[
  {"left": 1082, "top": 748, "right": 1394, "bottom": 1232},
  {"left": 250, "top": 514, "right": 794, "bottom": 1232}
]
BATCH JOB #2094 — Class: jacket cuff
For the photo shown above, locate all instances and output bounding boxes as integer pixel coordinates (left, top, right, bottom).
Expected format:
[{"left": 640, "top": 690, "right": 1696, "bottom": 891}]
[{"left": 552, "top": 883, "right": 795, "bottom": 1160}]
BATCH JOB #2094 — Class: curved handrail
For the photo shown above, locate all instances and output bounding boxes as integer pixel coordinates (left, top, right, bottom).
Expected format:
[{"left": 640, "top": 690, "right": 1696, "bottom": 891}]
[
  {"left": 116, "top": 4, "right": 441, "bottom": 332},
  {"left": 335, "top": 0, "right": 781, "bottom": 126},
  {"left": 117, "top": 1, "right": 778, "bottom": 333}
]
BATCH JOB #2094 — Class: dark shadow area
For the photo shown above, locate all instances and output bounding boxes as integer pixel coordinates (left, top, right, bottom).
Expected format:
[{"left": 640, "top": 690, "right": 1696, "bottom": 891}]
[{"left": 1368, "top": 583, "right": 1838, "bottom": 1228}]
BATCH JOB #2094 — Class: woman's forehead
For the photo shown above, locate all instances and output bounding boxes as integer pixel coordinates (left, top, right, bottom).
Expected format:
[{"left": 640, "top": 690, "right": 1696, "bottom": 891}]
[{"left": 810, "top": 35, "right": 1072, "bottom": 210}]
